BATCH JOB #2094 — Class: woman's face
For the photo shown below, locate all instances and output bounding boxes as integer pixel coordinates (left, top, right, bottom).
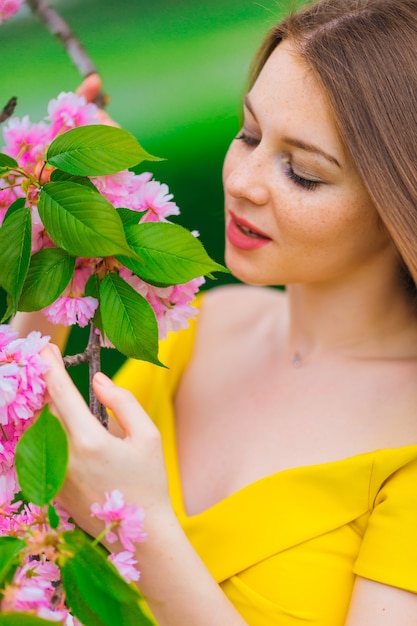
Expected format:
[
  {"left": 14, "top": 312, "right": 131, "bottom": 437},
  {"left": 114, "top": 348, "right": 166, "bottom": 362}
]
[{"left": 222, "top": 41, "right": 395, "bottom": 286}]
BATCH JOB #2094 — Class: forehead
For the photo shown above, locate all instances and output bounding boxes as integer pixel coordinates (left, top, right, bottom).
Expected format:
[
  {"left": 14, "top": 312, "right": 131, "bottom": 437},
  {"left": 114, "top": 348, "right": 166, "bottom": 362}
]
[{"left": 249, "top": 42, "right": 345, "bottom": 160}]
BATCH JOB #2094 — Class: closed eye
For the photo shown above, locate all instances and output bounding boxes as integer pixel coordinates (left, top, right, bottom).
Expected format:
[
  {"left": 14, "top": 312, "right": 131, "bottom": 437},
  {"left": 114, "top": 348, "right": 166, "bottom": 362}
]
[
  {"left": 284, "top": 163, "right": 320, "bottom": 191},
  {"left": 236, "top": 131, "right": 260, "bottom": 147},
  {"left": 236, "top": 132, "right": 321, "bottom": 191}
]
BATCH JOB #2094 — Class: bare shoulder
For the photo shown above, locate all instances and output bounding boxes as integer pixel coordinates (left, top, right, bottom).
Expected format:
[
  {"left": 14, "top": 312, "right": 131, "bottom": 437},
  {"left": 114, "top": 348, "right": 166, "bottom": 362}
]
[{"left": 195, "top": 284, "right": 287, "bottom": 347}]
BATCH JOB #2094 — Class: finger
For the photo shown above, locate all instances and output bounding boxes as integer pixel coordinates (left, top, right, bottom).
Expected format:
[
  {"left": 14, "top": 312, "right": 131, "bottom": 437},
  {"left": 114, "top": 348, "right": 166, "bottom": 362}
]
[
  {"left": 41, "top": 344, "right": 103, "bottom": 438},
  {"left": 93, "top": 372, "right": 155, "bottom": 439},
  {"left": 95, "top": 109, "right": 120, "bottom": 128},
  {"left": 75, "top": 72, "right": 102, "bottom": 102}
]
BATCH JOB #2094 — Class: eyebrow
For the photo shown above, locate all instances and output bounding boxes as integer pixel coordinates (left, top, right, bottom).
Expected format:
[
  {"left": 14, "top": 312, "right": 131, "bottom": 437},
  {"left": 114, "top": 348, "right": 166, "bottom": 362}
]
[
  {"left": 282, "top": 137, "right": 341, "bottom": 168},
  {"left": 243, "top": 94, "right": 342, "bottom": 169}
]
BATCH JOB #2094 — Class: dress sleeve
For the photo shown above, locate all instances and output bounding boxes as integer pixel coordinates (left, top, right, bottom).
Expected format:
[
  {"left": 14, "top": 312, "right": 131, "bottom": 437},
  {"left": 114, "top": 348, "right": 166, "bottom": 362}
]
[{"left": 354, "top": 457, "right": 417, "bottom": 592}]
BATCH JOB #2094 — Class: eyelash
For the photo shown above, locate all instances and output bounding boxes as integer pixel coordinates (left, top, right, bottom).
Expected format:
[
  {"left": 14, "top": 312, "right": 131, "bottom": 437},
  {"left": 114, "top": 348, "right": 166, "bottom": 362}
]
[
  {"left": 282, "top": 163, "right": 320, "bottom": 191},
  {"left": 236, "top": 132, "right": 259, "bottom": 147},
  {"left": 235, "top": 132, "right": 320, "bottom": 191}
]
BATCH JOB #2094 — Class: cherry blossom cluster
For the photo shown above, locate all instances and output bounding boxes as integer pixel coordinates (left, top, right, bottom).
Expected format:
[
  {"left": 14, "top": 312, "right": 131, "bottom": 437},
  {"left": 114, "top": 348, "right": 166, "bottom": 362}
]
[
  {"left": 0, "top": 327, "right": 147, "bottom": 621},
  {"left": 0, "top": 491, "right": 146, "bottom": 622},
  {"left": 91, "top": 489, "right": 147, "bottom": 584},
  {"left": 0, "top": 325, "right": 49, "bottom": 505},
  {"left": 0, "top": 502, "right": 78, "bottom": 623},
  {"left": 1, "top": 90, "right": 204, "bottom": 338}
]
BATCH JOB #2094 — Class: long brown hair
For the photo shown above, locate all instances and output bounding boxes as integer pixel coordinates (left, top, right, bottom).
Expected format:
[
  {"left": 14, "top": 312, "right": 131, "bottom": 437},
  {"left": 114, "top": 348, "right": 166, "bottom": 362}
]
[{"left": 250, "top": 0, "right": 417, "bottom": 290}]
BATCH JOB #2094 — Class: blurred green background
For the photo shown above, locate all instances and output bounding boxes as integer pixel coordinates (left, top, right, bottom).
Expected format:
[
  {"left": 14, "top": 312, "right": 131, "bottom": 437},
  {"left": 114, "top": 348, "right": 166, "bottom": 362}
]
[{"left": 1, "top": 0, "right": 293, "bottom": 393}]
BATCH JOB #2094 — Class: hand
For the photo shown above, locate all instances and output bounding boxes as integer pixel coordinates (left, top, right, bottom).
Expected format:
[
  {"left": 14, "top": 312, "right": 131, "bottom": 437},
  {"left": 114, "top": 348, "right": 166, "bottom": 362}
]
[
  {"left": 76, "top": 73, "right": 120, "bottom": 127},
  {"left": 41, "top": 344, "right": 172, "bottom": 540}
]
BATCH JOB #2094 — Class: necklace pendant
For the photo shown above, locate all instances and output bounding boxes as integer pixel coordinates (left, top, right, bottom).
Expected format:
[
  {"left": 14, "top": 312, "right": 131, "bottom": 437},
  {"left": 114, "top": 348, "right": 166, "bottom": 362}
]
[{"left": 291, "top": 352, "right": 302, "bottom": 368}]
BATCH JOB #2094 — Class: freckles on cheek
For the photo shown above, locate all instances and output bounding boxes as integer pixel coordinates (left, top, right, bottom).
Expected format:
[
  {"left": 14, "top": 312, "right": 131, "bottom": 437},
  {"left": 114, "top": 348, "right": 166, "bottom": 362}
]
[
  {"left": 281, "top": 197, "right": 328, "bottom": 237},
  {"left": 282, "top": 198, "right": 347, "bottom": 249}
]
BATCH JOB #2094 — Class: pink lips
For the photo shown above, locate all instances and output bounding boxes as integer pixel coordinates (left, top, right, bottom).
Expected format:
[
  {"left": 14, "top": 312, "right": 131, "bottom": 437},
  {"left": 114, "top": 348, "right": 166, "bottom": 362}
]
[{"left": 226, "top": 211, "right": 272, "bottom": 251}]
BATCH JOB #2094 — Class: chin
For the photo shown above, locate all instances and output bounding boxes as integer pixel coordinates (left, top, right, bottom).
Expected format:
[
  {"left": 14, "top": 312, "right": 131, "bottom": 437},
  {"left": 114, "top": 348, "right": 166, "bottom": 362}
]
[{"left": 224, "top": 254, "right": 272, "bottom": 287}]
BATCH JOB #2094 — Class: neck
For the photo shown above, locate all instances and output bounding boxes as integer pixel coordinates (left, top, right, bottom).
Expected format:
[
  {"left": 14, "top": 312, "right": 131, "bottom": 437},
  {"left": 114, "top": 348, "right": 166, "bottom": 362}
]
[{"left": 284, "top": 264, "right": 417, "bottom": 362}]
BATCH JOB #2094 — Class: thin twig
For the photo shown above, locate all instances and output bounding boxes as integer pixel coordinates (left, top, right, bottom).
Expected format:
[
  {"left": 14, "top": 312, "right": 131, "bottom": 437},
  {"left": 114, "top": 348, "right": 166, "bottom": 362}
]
[
  {"left": 24, "top": 0, "right": 106, "bottom": 106},
  {"left": 63, "top": 352, "right": 89, "bottom": 368},
  {"left": 0, "top": 97, "right": 17, "bottom": 124}
]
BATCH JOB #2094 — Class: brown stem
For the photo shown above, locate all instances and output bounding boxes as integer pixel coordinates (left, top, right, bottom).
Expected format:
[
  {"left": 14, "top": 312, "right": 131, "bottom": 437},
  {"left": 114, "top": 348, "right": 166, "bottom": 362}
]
[
  {"left": 0, "top": 97, "right": 17, "bottom": 124},
  {"left": 63, "top": 325, "right": 108, "bottom": 428},
  {"left": 88, "top": 325, "right": 108, "bottom": 429},
  {"left": 63, "top": 352, "right": 89, "bottom": 367},
  {"left": 24, "top": 0, "right": 106, "bottom": 107}
]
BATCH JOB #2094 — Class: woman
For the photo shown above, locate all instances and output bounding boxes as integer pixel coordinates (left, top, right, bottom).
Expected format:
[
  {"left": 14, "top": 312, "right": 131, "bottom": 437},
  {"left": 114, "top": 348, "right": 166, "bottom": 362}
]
[{"left": 39, "top": 0, "right": 417, "bottom": 623}]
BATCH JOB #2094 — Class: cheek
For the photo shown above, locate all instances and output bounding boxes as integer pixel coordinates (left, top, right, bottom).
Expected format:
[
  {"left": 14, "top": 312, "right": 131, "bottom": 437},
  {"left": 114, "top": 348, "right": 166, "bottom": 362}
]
[
  {"left": 272, "top": 190, "right": 336, "bottom": 241},
  {"left": 275, "top": 189, "right": 372, "bottom": 250}
]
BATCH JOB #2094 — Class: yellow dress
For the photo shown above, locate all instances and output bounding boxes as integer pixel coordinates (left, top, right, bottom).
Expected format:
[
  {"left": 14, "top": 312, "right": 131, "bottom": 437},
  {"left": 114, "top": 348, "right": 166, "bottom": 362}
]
[{"left": 113, "top": 295, "right": 417, "bottom": 625}]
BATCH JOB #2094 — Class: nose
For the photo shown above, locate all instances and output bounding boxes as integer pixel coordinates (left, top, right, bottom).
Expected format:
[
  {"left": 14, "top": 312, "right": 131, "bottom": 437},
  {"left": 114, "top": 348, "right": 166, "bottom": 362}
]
[{"left": 223, "top": 146, "right": 270, "bottom": 206}]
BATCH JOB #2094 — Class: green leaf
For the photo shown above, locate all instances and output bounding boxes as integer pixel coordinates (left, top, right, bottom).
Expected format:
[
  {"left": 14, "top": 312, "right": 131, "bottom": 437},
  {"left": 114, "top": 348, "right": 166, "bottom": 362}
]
[
  {"left": 0, "top": 615, "right": 58, "bottom": 625},
  {"left": 50, "top": 167, "right": 99, "bottom": 191},
  {"left": 0, "top": 200, "right": 32, "bottom": 315},
  {"left": 0, "top": 537, "right": 25, "bottom": 586},
  {"left": 47, "top": 125, "right": 161, "bottom": 176},
  {"left": 117, "top": 207, "right": 146, "bottom": 226},
  {"left": 62, "top": 531, "right": 154, "bottom": 626},
  {"left": 15, "top": 405, "right": 69, "bottom": 506},
  {"left": 0, "top": 285, "right": 9, "bottom": 322},
  {"left": 18, "top": 248, "right": 75, "bottom": 311},
  {"left": 117, "top": 222, "right": 228, "bottom": 285},
  {"left": 38, "top": 181, "right": 135, "bottom": 258},
  {"left": 100, "top": 273, "right": 162, "bottom": 364},
  {"left": 0, "top": 153, "right": 18, "bottom": 169},
  {"left": 2, "top": 197, "right": 25, "bottom": 222},
  {"left": 48, "top": 503, "right": 60, "bottom": 529}
]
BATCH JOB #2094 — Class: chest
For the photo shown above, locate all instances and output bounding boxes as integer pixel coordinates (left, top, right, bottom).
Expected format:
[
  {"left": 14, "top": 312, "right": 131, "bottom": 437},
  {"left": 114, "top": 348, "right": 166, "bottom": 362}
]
[{"left": 174, "top": 344, "right": 417, "bottom": 516}]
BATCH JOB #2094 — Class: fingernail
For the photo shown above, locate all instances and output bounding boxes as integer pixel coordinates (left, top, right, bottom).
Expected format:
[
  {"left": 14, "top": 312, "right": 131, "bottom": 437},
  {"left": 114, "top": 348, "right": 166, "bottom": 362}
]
[{"left": 94, "top": 372, "right": 114, "bottom": 387}]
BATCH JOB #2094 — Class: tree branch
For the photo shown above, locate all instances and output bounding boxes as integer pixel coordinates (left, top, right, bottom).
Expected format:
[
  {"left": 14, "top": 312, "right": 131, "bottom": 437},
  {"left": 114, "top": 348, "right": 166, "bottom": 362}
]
[
  {"left": 25, "top": 0, "right": 106, "bottom": 106},
  {"left": 63, "top": 352, "right": 89, "bottom": 367},
  {"left": 63, "top": 326, "right": 109, "bottom": 428},
  {"left": 88, "top": 324, "right": 108, "bottom": 429},
  {"left": 22, "top": 0, "right": 109, "bottom": 425},
  {"left": 0, "top": 97, "right": 17, "bottom": 124}
]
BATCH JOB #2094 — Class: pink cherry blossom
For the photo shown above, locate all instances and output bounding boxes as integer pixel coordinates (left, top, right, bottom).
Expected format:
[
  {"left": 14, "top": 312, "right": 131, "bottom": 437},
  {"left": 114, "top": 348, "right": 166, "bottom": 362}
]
[
  {"left": 109, "top": 550, "right": 140, "bottom": 583},
  {"left": 31, "top": 206, "right": 55, "bottom": 253},
  {"left": 0, "top": 330, "right": 49, "bottom": 426},
  {"left": 0, "top": 468, "right": 18, "bottom": 507},
  {"left": 0, "top": 560, "right": 66, "bottom": 619},
  {"left": 0, "top": 0, "right": 24, "bottom": 24},
  {"left": 94, "top": 170, "right": 152, "bottom": 211},
  {"left": 138, "top": 179, "right": 180, "bottom": 222},
  {"left": 119, "top": 267, "right": 204, "bottom": 339},
  {"left": 155, "top": 277, "right": 205, "bottom": 338},
  {"left": 0, "top": 324, "right": 18, "bottom": 349},
  {"left": 90, "top": 489, "right": 147, "bottom": 552},
  {"left": 70, "top": 260, "right": 96, "bottom": 295},
  {"left": 52, "top": 501, "right": 75, "bottom": 531},
  {"left": 42, "top": 295, "right": 98, "bottom": 327},
  {"left": 0, "top": 439, "right": 14, "bottom": 471},
  {"left": 46, "top": 91, "right": 100, "bottom": 138},
  {"left": 0, "top": 362, "right": 19, "bottom": 414},
  {"left": 3, "top": 115, "right": 49, "bottom": 172}
]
